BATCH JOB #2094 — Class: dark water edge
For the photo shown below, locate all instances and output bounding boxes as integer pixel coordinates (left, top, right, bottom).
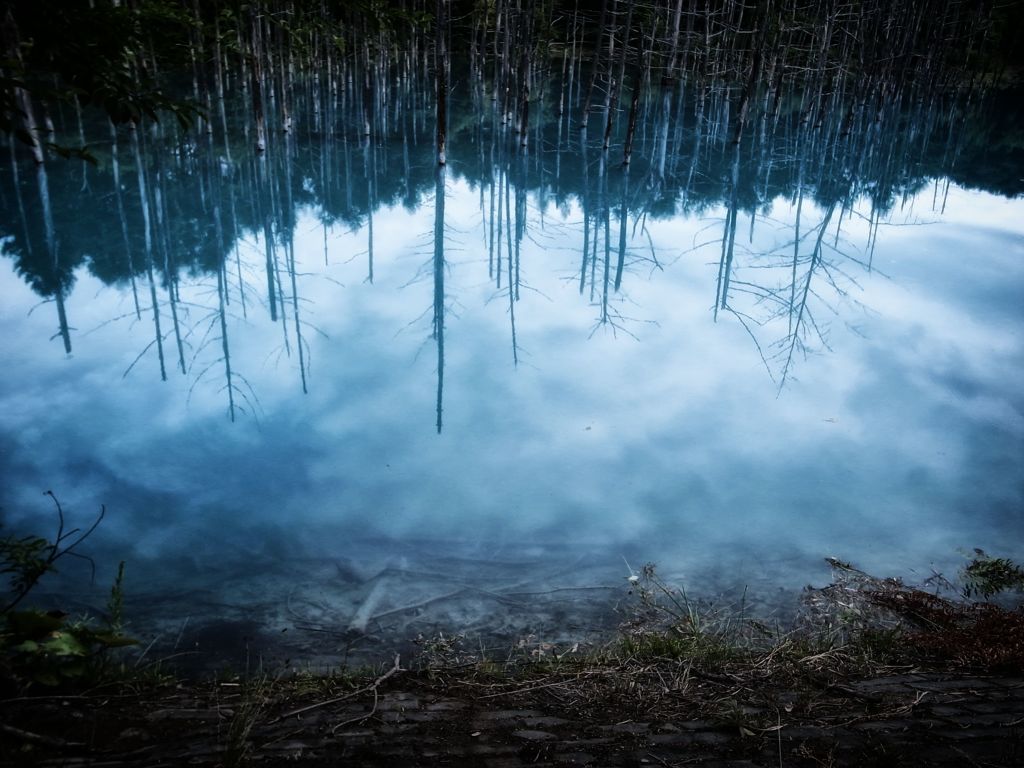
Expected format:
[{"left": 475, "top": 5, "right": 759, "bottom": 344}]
[{"left": 24, "top": 536, "right": 982, "bottom": 677}]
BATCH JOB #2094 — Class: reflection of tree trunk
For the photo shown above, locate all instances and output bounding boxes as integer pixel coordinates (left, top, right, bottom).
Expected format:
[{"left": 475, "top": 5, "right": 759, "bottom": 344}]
[
  {"left": 73, "top": 95, "right": 89, "bottom": 191},
  {"left": 362, "top": 48, "right": 373, "bottom": 137},
  {"left": 714, "top": 144, "right": 741, "bottom": 318},
  {"left": 514, "top": 151, "right": 526, "bottom": 302},
  {"left": 33, "top": 158, "right": 70, "bottom": 354},
  {"left": 14, "top": 87, "right": 44, "bottom": 164},
  {"left": 131, "top": 124, "right": 166, "bottom": 381},
  {"left": 7, "top": 135, "right": 33, "bottom": 262},
  {"left": 622, "top": 23, "right": 647, "bottom": 166},
  {"left": 579, "top": 129, "right": 590, "bottom": 294},
  {"left": 732, "top": 4, "right": 766, "bottom": 146},
  {"left": 30, "top": 137, "right": 70, "bottom": 351},
  {"left": 781, "top": 203, "right": 836, "bottom": 386},
  {"left": 207, "top": 132, "right": 237, "bottom": 421},
  {"left": 213, "top": 15, "right": 233, "bottom": 165},
  {"left": 684, "top": 86, "right": 705, "bottom": 198},
  {"left": 517, "top": 0, "right": 535, "bottom": 146},
  {"left": 109, "top": 122, "right": 141, "bottom": 319},
  {"left": 491, "top": 0, "right": 504, "bottom": 103},
  {"left": 599, "top": 154, "right": 610, "bottom": 324},
  {"left": 279, "top": 25, "right": 293, "bottom": 134},
  {"left": 52, "top": 289, "right": 71, "bottom": 355},
  {"left": 506, "top": 150, "right": 525, "bottom": 364},
  {"left": 227, "top": 167, "right": 247, "bottom": 318},
  {"left": 664, "top": 0, "right": 684, "bottom": 84},
  {"left": 432, "top": 165, "right": 446, "bottom": 433},
  {"left": 255, "top": 155, "right": 278, "bottom": 322},
  {"left": 580, "top": 0, "right": 609, "bottom": 128},
  {"left": 604, "top": 0, "right": 633, "bottom": 151},
  {"left": 789, "top": 157, "right": 805, "bottom": 335},
  {"left": 435, "top": 0, "right": 448, "bottom": 165},
  {"left": 152, "top": 155, "right": 187, "bottom": 375},
  {"left": 504, "top": 158, "right": 513, "bottom": 300},
  {"left": 614, "top": 165, "right": 629, "bottom": 291},
  {"left": 507, "top": 190, "right": 519, "bottom": 366},
  {"left": 364, "top": 138, "right": 376, "bottom": 283},
  {"left": 216, "top": 264, "right": 237, "bottom": 422},
  {"left": 283, "top": 133, "right": 308, "bottom": 394},
  {"left": 286, "top": 230, "right": 307, "bottom": 394},
  {"left": 4, "top": 8, "right": 45, "bottom": 165},
  {"left": 496, "top": 145, "right": 504, "bottom": 290},
  {"left": 488, "top": 110, "right": 497, "bottom": 279},
  {"left": 250, "top": 9, "right": 267, "bottom": 153},
  {"left": 264, "top": 141, "right": 292, "bottom": 357}
]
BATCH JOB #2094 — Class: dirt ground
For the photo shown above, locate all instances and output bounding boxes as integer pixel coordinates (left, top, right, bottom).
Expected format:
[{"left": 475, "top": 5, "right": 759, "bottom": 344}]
[
  {"left": 3, "top": 660, "right": 1022, "bottom": 767},
  {"left": 5, "top": 557, "right": 1022, "bottom": 766}
]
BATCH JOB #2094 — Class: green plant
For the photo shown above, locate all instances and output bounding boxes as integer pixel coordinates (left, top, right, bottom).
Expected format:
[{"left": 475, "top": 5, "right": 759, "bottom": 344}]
[
  {"left": 223, "top": 674, "right": 271, "bottom": 767},
  {"left": 619, "top": 564, "right": 755, "bottom": 667},
  {"left": 0, "top": 491, "right": 104, "bottom": 613},
  {"left": 960, "top": 550, "right": 1024, "bottom": 599},
  {"left": 2, "top": 609, "right": 137, "bottom": 687},
  {"left": 1, "top": 492, "right": 135, "bottom": 689},
  {"left": 413, "top": 631, "right": 473, "bottom": 673}
]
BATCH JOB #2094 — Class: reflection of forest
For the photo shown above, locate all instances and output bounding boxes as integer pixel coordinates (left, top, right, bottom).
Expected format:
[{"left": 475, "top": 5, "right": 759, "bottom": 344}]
[{"left": 2, "top": 21, "right": 1021, "bottom": 415}]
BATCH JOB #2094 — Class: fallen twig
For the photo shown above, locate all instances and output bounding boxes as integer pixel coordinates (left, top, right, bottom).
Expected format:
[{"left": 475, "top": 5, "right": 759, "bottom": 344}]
[
  {"left": 332, "top": 685, "right": 380, "bottom": 733},
  {"left": 272, "top": 655, "right": 401, "bottom": 722}
]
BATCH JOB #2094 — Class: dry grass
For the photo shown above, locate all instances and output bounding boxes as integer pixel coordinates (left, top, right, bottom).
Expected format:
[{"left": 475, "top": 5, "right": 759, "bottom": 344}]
[{"left": 3, "top": 557, "right": 1021, "bottom": 766}]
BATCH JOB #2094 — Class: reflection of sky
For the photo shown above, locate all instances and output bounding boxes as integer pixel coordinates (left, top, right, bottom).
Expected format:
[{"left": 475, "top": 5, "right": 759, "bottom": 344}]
[{"left": 1, "top": 178, "right": 1022, "bottom": 607}]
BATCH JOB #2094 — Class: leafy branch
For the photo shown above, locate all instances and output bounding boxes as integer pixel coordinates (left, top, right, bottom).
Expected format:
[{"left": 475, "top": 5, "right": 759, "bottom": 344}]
[{"left": 0, "top": 491, "right": 104, "bottom": 614}]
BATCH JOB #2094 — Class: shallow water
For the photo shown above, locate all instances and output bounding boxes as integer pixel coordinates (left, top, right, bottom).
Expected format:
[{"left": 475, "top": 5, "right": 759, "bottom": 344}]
[{"left": 1, "top": 80, "right": 1022, "bottom": 667}]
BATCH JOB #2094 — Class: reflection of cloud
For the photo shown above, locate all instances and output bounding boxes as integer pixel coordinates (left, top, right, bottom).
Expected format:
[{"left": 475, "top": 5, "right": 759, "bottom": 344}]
[{"left": 0, "top": 179, "right": 1021, "bottom": 605}]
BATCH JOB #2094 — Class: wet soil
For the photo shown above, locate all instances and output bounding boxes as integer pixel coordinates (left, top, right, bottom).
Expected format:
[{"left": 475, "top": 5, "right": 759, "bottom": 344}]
[{"left": 2, "top": 665, "right": 1021, "bottom": 767}]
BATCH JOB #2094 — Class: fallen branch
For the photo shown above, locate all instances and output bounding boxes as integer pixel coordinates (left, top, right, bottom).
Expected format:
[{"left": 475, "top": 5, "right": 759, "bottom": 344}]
[
  {"left": 272, "top": 655, "right": 401, "bottom": 723},
  {"left": 332, "top": 685, "right": 380, "bottom": 733}
]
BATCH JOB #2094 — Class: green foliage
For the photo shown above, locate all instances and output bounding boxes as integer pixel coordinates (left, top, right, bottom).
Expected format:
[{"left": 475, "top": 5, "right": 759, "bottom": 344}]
[
  {"left": 1, "top": 0, "right": 201, "bottom": 143},
  {"left": 223, "top": 674, "right": 271, "bottom": 767},
  {"left": 618, "top": 629, "right": 743, "bottom": 668},
  {"left": 107, "top": 560, "right": 127, "bottom": 635},
  {"left": 618, "top": 564, "right": 754, "bottom": 669},
  {"left": 0, "top": 534, "right": 51, "bottom": 602},
  {"left": 2, "top": 608, "right": 136, "bottom": 687},
  {"left": 1, "top": 493, "right": 135, "bottom": 691},
  {"left": 960, "top": 550, "right": 1024, "bottom": 599},
  {"left": 1, "top": 490, "right": 104, "bottom": 613}
]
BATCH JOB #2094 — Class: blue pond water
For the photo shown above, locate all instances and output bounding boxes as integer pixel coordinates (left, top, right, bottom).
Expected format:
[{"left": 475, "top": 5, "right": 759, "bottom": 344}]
[{"left": 1, "top": 82, "right": 1022, "bottom": 668}]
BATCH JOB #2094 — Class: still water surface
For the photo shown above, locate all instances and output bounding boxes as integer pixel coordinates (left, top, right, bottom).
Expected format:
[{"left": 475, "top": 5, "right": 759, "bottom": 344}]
[{"left": 1, "top": 83, "right": 1022, "bottom": 666}]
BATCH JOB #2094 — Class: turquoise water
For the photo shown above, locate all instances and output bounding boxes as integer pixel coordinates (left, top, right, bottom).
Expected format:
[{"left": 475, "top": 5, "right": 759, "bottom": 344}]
[{"left": 1, "top": 81, "right": 1022, "bottom": 666}]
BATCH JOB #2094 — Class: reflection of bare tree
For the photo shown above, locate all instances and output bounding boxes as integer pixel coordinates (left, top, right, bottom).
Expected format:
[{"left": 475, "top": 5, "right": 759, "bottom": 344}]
[
  {"left": 778, "top": 200, "right": 838, "bottom": 386},
  {"left": 282, "top": 132, "right": 309, "bottom": 394},
  {"left": 432, "top": 164, "right": 446, "bottom": 434},
  {"left": 708, "top": 108, "right": 893, "bottom": 388},
  {"left": 127, "top": 123, "right": 167, "bottom": 381},
  {"left": 36, "top": 162, "right": 71, "bottom": 355},
  {"left": 184, "top": 130, "right": 261, "bottom": 422},
  {"left": 1, "top": 5, "right": 1006, "bottom": 427},
  {"left": 109, "top": 121, "right": 141, "bottom": 320},
  {"left": 150, "top": 143, "right": 188, "bottom": 376},
  {"left": 363, "top": 137, "right": 376, "bottom": 284}
]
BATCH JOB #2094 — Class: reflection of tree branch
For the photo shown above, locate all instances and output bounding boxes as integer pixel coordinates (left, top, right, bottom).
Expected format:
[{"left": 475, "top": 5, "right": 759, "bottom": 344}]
[
  {"left": 723, "top": 307, "right": 775, "bottom": 384},
  {"left": 779, "top": 202, "right": 836, "bottom": 387}
]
